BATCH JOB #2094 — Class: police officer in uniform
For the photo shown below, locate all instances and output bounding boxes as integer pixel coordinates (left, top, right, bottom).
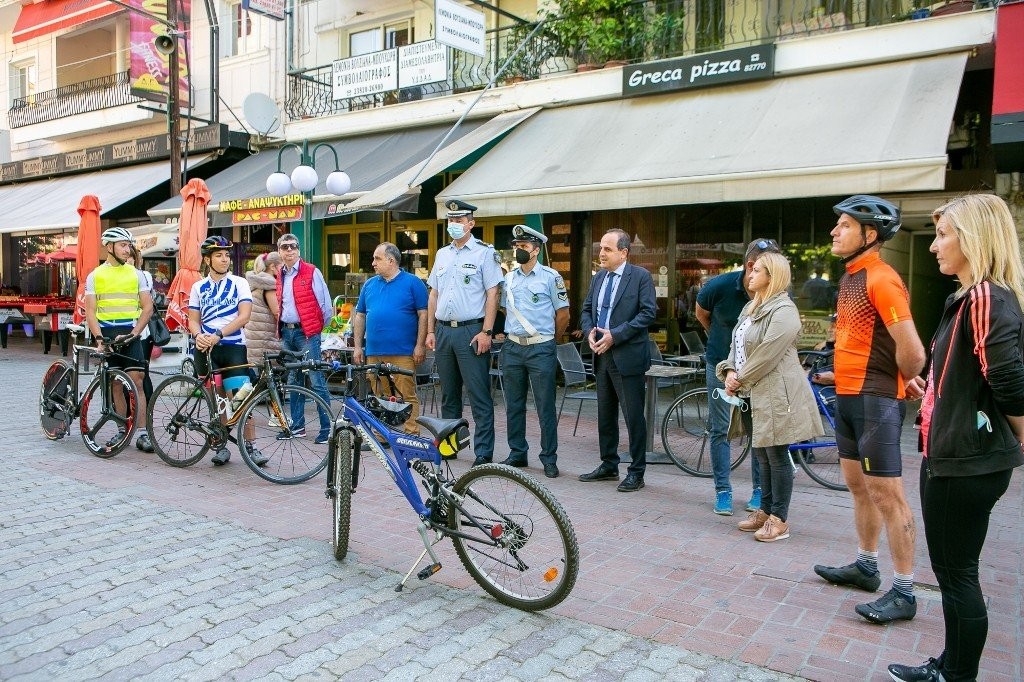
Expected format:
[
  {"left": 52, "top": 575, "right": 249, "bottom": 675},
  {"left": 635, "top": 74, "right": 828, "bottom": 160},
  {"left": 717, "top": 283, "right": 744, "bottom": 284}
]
[
  {"left": 499, "top": 225, "right": 569, "bottom": 478},
  {"left": 426, "top": 200, "right": 503, "bottom": 465}
]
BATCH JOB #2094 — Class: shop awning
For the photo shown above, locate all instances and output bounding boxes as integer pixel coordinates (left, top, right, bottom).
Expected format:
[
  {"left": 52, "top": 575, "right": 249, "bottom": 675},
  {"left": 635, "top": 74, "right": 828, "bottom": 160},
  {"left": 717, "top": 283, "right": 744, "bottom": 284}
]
[
  {"left": 0, "top": 157, "right": 213, "bottom": 235},
  {"left": 13, "top": 0, "right": 122, "bottom": 43},
  {"left": 147, "top": 120, "right": 495, "bottom": 227},
  {"left": 339, "top": 108, "right": 539, "bottom": 214},
  {"left": 438, "top": 52, "right": 968, "bottom": 216}
]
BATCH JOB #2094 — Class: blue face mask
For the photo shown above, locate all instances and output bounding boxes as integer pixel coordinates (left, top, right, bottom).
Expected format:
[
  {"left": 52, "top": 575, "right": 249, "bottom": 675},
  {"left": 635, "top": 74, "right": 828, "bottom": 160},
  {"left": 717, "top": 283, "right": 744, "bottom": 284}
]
[{"left": 447, "top": 222, "right": 465, "bottom": 240}]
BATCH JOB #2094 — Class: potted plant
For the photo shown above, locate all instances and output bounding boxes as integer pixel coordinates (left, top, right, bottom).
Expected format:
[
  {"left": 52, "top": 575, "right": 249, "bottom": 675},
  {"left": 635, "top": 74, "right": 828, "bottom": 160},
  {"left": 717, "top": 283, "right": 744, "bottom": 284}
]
[
  {"left": 502, "top": 24, "right": 542, "bottom": 83},
  {"left": 541, "top": 0, "right": 645, "bottom": 69}
]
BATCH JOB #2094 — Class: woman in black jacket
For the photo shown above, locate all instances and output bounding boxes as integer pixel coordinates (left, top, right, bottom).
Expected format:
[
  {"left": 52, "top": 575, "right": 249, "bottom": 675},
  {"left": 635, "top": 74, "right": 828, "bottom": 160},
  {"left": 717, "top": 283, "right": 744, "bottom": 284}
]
[{"left": 889, "top": 194, "right": 1024, "bottom": 682}]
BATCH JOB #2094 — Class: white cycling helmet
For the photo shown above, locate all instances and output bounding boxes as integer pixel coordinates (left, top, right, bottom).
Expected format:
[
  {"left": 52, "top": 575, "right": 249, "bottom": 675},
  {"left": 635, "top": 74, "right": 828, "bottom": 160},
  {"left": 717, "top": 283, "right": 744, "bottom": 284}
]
[{"left": 101, "top": 227, "right": 134, "bottom": 245}]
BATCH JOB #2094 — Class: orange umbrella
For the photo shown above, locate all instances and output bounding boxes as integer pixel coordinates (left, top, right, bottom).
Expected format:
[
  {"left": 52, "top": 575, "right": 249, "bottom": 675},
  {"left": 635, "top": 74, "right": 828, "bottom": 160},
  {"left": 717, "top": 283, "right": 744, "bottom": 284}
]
[
  {"left": 72, "top": 196, "right": 101, "bottom": 325},
  {"left": 165, "top": 178, "right": 211, "bottom": 330}
]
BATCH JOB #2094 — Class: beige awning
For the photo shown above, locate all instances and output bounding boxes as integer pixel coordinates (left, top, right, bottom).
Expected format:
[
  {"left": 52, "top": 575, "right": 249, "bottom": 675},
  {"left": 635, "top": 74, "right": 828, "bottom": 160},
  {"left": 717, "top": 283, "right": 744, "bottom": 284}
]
[
  {"left": 339, "top": 108, "right": 539, "bottom": 214},
  {"left": 437, "top": 52, "right": 968, "bottom": 216}
]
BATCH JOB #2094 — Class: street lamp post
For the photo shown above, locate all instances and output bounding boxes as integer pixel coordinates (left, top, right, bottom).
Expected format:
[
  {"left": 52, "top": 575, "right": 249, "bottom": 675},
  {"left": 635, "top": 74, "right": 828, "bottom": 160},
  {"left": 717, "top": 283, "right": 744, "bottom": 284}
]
[{"left": 266, "top": 141, "right": 352, "bottom": 263}]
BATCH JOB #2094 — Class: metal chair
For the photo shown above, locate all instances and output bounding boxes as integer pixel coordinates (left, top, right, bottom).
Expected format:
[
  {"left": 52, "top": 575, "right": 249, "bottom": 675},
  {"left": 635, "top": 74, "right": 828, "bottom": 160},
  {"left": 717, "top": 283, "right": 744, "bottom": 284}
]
[
  {"left": 489, "top": 342, "right": 504, "bottom": 402},
  {"left": 555, "top": 342, "right": 597, "bottom": 436},
  {"left": 415, "top": 351, "right": 440, "bottom": 415}
]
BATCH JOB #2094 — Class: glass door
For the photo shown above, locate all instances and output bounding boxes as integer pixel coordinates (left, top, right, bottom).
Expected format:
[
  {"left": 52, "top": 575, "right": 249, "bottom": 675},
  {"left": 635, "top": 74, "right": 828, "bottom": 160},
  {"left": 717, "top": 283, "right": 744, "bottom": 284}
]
[{"left": 324, "top": 226, "right": 383, "bottom": 301}]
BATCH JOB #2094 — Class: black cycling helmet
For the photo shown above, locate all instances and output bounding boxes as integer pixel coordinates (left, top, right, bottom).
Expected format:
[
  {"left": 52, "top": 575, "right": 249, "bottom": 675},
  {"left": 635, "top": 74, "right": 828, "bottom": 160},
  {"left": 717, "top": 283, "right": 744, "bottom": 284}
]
[
  {"left": 833, "top": 195, "right": 902, "bottom": 242},
  {"left": 200, "top": 235, "right": 233, "bottom": 256}
]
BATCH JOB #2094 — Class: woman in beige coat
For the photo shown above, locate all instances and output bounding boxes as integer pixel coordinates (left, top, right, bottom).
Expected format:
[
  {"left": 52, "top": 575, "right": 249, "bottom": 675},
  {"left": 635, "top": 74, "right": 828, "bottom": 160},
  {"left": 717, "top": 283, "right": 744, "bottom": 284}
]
[
  {"left": 717, "top": 252, "right": 822, "bottom": 542},
  {"left": 245, "top": 252, "right": 283, "bottom": 367}
]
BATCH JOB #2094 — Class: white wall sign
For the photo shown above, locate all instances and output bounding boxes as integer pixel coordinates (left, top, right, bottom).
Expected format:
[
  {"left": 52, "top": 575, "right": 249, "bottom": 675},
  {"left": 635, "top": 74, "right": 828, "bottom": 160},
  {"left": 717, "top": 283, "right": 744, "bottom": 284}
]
[
  {"left": 434, "top": 0, "right": 485, "bottom": 58},
  {"left": 398, "top": 41, "right": 449, "bottom": 88},
  {"left": 242, "top": 0, "right": 284, "bottom": 21},
  {"left": 333, "top": 50, "right": 399, "bottom": 101}
]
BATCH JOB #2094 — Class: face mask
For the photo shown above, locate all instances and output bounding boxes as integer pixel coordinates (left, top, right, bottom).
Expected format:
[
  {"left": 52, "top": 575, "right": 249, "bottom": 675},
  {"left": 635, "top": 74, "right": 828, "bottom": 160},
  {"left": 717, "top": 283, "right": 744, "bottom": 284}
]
[
  {"left": 447, "top": 222, "right": 465, "bottom": 240},
  {"left": 514, "top": 248, "right": 533, "bottom": 265}
]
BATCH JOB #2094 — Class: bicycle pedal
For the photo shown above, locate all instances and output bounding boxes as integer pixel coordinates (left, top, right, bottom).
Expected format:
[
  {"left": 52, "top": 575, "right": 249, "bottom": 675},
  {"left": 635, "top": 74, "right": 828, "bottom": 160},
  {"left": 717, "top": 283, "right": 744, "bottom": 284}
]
[{"left": 417, "top": 563, "right": 442, "bottom": 581}]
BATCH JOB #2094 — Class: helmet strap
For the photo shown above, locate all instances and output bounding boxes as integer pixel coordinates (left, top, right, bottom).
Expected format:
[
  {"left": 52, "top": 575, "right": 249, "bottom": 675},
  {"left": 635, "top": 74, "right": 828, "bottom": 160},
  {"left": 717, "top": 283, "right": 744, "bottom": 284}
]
[
  {"left": 108, "top": 244, "right": 127, "bottom": 266},
  {"left": 841, "top": 231, "right": 880, "bottom": 264}
]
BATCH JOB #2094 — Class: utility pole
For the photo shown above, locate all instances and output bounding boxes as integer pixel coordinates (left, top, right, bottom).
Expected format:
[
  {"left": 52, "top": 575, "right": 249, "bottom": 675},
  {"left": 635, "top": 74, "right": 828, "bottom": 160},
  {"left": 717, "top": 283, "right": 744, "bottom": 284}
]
[{"left": 168, "top": 0, "right": 182, "bottom": 197}]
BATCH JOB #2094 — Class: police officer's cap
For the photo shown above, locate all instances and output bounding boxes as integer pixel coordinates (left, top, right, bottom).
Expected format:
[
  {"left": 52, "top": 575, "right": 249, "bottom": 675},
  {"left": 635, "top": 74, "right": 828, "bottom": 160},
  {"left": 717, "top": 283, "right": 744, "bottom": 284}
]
[
  {"left": 511, "top": 225, "right": 547, "bottom": 245},
  {"left": 445, "top": 199, "right": 477, "bottom": 218}
]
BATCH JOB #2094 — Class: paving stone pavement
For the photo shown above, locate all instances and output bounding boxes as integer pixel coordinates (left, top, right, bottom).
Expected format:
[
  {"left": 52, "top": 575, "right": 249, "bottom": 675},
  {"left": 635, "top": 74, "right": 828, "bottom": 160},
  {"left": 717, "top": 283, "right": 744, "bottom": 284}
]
[{"left": 2, "top": 338, "right": 1022, "bottom": 680}]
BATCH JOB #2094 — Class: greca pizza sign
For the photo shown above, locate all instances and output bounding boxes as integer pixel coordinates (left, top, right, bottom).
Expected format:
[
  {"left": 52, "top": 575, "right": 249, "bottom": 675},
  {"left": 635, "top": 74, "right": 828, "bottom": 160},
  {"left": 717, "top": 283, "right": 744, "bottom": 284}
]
[{"left": 623, "top": 45, "right": 774, "bottom": 97}]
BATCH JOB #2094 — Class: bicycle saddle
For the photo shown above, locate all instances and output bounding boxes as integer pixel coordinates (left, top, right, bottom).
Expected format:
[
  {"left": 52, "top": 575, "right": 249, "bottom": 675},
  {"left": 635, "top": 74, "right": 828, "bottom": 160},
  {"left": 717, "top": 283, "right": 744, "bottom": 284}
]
[{"left": 416, "top": 416, "right": 470, "bottom": 444}]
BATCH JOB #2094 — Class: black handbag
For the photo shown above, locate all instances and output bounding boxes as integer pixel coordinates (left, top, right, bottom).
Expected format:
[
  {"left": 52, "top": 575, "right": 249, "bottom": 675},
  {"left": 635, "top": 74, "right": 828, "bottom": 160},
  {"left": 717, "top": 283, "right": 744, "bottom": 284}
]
[{"left": 148, "top": 308, "right": 172, "bottom": 347}]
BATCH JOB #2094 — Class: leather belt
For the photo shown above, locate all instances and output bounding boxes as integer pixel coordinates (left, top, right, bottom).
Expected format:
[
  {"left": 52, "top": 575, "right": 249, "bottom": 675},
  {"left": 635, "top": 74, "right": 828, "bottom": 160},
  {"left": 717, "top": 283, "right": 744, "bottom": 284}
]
[
  {"left": 507, "top": 334, "right": 554, "bottom": 346},
  {"left": 281, "top": 322, "right": 302, "bottom": 329},
  {"left": 438, "top": 317, "right": 484, "bottom": 328}
]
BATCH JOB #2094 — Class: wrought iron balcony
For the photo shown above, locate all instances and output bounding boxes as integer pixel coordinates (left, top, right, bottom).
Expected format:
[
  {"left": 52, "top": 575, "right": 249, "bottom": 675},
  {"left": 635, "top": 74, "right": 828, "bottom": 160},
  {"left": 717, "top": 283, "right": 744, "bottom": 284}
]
[
  {"left": 8, "top": 71, "right": 144, "bottom": 129},
  {"left": 287, "top": 0, "right": 945, "bottom": 120}
]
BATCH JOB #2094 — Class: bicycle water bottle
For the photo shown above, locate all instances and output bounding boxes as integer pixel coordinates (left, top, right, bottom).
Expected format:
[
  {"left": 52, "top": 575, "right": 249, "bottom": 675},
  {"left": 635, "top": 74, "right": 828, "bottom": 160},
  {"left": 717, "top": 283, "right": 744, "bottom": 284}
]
[{"left": 231, "top": 383, "right": 253, "bottom": 411}]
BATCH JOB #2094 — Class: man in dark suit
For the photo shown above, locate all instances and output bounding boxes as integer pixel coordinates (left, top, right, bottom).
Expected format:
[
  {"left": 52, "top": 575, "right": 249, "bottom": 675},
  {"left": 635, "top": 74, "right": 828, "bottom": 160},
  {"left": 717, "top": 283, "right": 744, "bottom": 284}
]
[{"left": 578, "top": 228, "right": 657, "bottom": 492}]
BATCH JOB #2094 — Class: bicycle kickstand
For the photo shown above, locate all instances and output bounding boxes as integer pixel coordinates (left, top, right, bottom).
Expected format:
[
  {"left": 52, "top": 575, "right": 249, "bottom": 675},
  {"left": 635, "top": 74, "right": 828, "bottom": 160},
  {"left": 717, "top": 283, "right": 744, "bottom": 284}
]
[{"left": 395, "top": 522, "right": 443, "bottom": 593}]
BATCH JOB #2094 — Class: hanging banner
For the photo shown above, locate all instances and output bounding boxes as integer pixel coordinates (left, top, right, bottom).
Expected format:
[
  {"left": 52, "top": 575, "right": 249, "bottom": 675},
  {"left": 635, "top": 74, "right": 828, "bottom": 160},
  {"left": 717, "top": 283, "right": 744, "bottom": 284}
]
[{"left": 128, "top": 0, "right": 191, "bottom": 105}]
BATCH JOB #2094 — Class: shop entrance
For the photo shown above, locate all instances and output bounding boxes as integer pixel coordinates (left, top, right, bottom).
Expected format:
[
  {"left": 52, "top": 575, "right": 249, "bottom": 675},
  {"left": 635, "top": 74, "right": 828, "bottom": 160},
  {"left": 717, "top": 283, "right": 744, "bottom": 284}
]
[{"left": 324, "top": 224, "right": 384, "bottom": 303}]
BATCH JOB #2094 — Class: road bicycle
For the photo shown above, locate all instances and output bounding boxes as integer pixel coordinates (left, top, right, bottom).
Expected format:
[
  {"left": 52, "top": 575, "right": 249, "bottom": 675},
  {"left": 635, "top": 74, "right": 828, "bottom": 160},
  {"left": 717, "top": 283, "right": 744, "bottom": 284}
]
[
  {"left": 146, "top": 349, "right": 334, "bottom": 484},
  {"left": 39, "top": 323, "right": 139, "bottom": 457},
  {"left": 324, "top": 361, "right": 579, "bottom": 612},
  {"left": 660, "top": 371, "right": 847, "bottom": 491}
]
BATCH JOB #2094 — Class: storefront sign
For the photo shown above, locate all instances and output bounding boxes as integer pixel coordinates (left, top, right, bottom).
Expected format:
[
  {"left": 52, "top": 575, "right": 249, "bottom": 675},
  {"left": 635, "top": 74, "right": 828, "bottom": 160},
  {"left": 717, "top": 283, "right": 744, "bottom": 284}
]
[
  {"left": 243, "top": 0, "right": 284, "bottom": 21},
  {"left": 218, "top": 194, "right": 304, "bottom": 213},
  {"left": 623, "top": 45, "right": 774, "bottom": 97},
  {"left": 0, "top": 124, "right": 242, "bottom": 184},
  {"left": 232, "top": 206, "right": 303, "bottom": 225},
  {"left": 398, "top": 41, "right": 449, "bottom": 88},
  {"left": 333, "top": 50, "right": 399, "bottom": 101},
  {"left": 435, "top": 0, "right": 485, "bottom": 57}
]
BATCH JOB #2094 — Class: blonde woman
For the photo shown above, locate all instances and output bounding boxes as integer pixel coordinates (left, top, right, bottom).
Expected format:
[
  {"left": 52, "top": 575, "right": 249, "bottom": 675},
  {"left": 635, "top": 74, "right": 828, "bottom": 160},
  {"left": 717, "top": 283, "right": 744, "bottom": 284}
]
[
  {"left": 244, "top": 252, "right": 283, "bottom": 367},
  {"left": 889, "top": 195, "right": 1024, "bottom": 682},
  {"left": 717, "top": 252, "right": 822, "bottom": 541}
]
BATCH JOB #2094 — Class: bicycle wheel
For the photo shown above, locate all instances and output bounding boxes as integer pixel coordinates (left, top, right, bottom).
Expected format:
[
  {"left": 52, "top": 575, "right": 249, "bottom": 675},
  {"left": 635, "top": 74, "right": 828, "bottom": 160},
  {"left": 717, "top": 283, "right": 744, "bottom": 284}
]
[
  {"left": 447, "top": 464, "right": 579, "bottom": 611},
  {"left": 794, "top": 412, "right": 847, "bottom": 491},
  {"left": 661, "top": 388, "right": 749, "bottom": 477},
  {"left": 147, "top": 374, "right": 214, "bottom": 467},
  {"left": 236, "top": 385, "right": 332, "bottom": 484},
  {"left": 328, "top": 428, "right": 353, "bottom": 560},
  {"left": 79, "top": 369, "right": 136, "bottom": 458},
  {"left": 40, "top": 360, "right": 74, "bottom": 440}
]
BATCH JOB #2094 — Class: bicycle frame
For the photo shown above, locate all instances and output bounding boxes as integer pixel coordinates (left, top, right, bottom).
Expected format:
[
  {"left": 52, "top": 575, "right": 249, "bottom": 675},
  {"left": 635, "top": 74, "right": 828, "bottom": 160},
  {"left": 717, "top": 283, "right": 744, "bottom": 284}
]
[{"left": 789, "top": 378, "right": 837, "bottom": 456}]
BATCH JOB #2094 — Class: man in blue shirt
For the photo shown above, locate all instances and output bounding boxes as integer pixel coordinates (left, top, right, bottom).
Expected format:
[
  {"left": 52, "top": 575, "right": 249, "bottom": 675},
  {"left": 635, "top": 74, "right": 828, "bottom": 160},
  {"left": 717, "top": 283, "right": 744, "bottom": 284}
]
[
  {"left": 353, "top": 242, "right": 428, "bottom": 434},
  {"left": 695, "top": 238, "right": 781, "bottom": 515}
]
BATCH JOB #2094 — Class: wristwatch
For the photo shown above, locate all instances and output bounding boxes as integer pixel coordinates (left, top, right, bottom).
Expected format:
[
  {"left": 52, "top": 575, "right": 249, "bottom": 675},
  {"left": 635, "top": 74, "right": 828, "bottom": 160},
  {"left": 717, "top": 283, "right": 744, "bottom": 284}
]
[
  {"left": 215, "top": 329, "right": 224, "bottom": 339},
  {"left": 483, "top": 329, "right": 493, "bottom": 337}
]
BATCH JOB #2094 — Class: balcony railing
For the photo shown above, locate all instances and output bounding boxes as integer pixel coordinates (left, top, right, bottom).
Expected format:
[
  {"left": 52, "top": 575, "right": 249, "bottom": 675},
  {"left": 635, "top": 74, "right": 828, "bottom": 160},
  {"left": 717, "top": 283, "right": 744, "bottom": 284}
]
[
  {"left": 8, "top": 71, "right": 144, "bottom": 129},
  {"left": 287, "top": 0, "right": 953, "bottom": 120}
]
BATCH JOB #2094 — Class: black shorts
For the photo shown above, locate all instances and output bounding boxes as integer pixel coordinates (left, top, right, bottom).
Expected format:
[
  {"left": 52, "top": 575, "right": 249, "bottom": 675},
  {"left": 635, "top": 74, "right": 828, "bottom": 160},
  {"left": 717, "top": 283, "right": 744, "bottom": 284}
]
[
  {"left": 194, "top": 343, "right": 250, "bottom": 382},
  {"left": 835, "top": 394, "right": 907, "bottom": 477},
  {"left": 100, "top": 326, "right": 146, "bottom": 371}
]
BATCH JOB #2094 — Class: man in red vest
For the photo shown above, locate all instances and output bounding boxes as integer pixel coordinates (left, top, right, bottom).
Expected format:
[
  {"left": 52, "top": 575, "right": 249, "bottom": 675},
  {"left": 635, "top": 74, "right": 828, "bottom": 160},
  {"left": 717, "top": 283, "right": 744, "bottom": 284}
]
[{"left": 276, "top": 233, "right": 334, "bottom": 443}]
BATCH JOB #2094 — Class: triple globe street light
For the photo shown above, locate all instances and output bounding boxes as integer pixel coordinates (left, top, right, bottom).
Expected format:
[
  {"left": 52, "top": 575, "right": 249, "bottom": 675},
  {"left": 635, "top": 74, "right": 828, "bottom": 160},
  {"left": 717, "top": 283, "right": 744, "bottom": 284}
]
[{"left": 266, "top": 141, "right": 352, "bottom": 262}]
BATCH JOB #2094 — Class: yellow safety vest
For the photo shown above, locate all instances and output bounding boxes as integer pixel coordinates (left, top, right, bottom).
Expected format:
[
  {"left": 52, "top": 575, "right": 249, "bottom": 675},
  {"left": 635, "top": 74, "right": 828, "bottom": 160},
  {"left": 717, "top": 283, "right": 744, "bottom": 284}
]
[{"left": 94, "top": 263, "right": 141, "bottom": 324}]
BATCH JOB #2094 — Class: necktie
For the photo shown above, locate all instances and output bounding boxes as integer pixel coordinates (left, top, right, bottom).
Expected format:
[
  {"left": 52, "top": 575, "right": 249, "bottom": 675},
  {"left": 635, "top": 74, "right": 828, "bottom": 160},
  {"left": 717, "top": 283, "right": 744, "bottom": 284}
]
[{"left": 598, "top": 272, "right": 617, "bottom": 329}]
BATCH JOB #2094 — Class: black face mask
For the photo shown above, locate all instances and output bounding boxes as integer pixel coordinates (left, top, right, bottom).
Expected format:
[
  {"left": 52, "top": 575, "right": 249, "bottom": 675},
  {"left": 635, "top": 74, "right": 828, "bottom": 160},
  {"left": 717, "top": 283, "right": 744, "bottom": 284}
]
[{"left": 514, "top": 248, "right": 533, "bottom": 265}]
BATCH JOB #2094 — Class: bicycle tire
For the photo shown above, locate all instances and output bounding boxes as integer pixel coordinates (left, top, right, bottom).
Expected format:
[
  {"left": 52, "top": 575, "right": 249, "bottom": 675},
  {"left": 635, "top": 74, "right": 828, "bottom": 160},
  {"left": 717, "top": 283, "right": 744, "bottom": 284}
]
[
  {"left": 661, "top": 388, "right": 749, "bottom": 477},
  {"left": 147, "top": 374, "right": 214, "bottom": 467},
  {"left": 329, "top": 428, "right": 353, "bottom": 560},
  {"left": 236, "top": 385, "right": 332, "bottom": 484},
  {"left": 447, "top": 464, "right": 579, "bottom": 611},
  {"left": 40, "top": 360, "right": 74, "bottom": 440},
  {"left": 79, "top": 369, "right": 136, "bottom": 458}
]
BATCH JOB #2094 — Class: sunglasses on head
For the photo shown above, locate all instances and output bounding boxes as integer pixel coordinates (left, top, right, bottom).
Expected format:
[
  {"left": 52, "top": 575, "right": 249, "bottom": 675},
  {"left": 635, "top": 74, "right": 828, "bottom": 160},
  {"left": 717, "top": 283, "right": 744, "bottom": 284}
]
[
  {"left": 756, "top": 239, "right": 779, "bottom": 251},
  {"left": 279, "top": 243, "right": 299, "bottom": 251}
]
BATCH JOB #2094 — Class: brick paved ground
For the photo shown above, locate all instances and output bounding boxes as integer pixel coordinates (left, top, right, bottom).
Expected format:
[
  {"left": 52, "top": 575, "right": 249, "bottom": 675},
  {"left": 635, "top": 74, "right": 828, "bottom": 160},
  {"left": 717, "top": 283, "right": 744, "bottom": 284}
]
[{"left": 3, "top": 338, "right": 1022, "bottom": 680}]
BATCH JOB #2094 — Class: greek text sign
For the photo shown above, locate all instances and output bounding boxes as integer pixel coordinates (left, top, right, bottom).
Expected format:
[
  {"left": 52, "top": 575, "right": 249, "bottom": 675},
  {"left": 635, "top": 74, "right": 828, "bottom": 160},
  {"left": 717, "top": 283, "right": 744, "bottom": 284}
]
[
  {"left": 623, "top": 45, "right": 774, "bottom": 97},
  {"left": 435, "top": 0, "right": 485, "bottom": 57},
  {"left": 333, "top": 50, "right": 399, "bottom": 101},
  {"left": 398, "top": 41, "right": 449, "bottom": 88}
]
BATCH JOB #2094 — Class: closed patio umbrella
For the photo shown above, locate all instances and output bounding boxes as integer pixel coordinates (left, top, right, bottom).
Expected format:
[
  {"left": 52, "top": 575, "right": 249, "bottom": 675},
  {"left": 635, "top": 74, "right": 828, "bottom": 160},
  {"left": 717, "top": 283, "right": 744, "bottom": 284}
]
[
  {"left": 165, "top": 179, "right": 211, "bottom": 330},
  {"left": 72, "top": 196, "right": 101, "bottom": 325}
]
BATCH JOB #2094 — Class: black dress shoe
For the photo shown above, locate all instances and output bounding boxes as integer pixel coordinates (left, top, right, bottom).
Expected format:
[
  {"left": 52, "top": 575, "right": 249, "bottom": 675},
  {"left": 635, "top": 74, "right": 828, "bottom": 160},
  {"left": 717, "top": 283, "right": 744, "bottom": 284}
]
[
  {"left": 578, "top": 466, "right": 619, "bottom": 482},
  {"left": 617, "top": 473, "right": 645, "bottom": 492},
  {"left": 543, "top": 463, "right": 559, "bottom": 478},
  {"left": 472, "top": 456, "right": 492, "bottom": 467},
  {"left": 499, "top": 457, "right": 528, "bottom": 467}
]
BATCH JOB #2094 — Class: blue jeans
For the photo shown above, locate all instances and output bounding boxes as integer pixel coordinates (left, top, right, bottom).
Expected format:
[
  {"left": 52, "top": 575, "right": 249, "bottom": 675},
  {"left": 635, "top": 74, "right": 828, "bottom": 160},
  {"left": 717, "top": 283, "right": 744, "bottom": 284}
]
[
  {"left": 281, "top": 328, "right": 332, "bottom": 438},
  {"left": 706, "top": 364, "right": 760, "bottom": 493},
  {"left": 502, "top": 340, "right": 558, "bottom": 464}
]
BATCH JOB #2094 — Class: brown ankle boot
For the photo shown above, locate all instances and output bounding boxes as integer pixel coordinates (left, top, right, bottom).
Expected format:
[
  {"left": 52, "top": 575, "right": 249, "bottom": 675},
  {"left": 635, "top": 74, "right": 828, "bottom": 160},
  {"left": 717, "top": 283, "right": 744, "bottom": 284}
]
[
  {"left": 738, "top": 509, "right": 769, "bottom": 532},
  {"left": 755, "top": 514, "right": 790, "bottom": 542}
]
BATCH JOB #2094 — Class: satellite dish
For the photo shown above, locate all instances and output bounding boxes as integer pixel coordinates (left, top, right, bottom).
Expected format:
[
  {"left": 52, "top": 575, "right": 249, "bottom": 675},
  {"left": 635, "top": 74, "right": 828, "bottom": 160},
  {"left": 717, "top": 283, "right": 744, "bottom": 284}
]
[{"left": 243, "top": 93, "right": 282, "bottom": 136}]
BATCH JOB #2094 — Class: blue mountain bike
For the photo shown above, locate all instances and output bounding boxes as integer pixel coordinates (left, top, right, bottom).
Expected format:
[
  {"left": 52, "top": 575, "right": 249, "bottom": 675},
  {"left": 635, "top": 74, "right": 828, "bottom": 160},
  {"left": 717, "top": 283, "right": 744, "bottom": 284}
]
[{"left": 321, "top": 361, "right": 579, "bottom": 612}]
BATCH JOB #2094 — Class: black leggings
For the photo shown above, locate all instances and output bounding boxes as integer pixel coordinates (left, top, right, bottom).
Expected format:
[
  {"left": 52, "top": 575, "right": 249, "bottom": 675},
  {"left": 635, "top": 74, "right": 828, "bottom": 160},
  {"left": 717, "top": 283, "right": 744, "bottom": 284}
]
[
  {"left": 920, "top": 461, "right": 1011, "bottom": 681},
  {"left": 753, "top": 445, "right": 794, "bottom": 522}
]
